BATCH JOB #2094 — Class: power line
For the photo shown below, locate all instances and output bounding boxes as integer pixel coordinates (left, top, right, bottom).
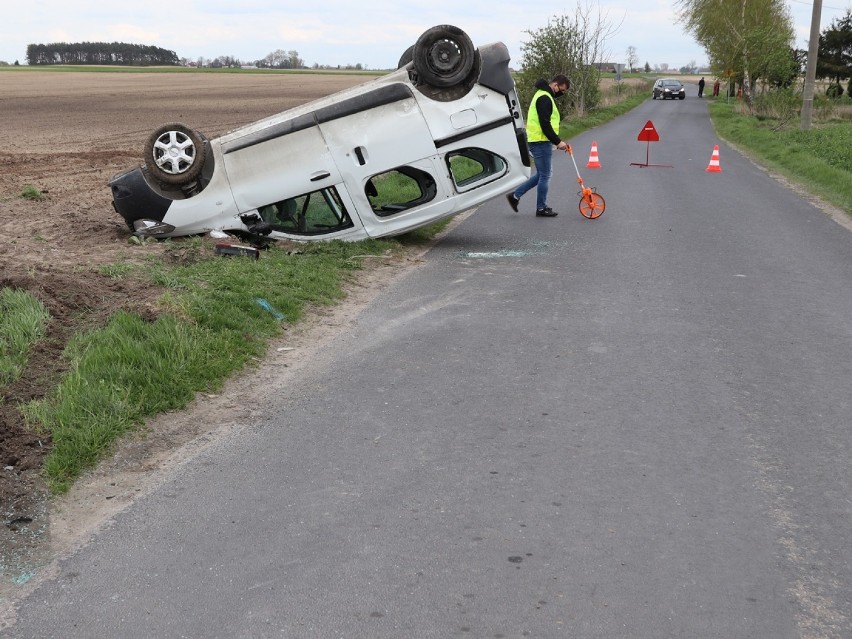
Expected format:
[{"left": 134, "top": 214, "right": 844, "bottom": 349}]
[{"left": 788, "top": 0, "right": 846, "bottom": 11}]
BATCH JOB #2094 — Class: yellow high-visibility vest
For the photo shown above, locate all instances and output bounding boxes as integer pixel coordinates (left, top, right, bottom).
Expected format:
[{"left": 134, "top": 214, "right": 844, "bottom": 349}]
[{"left": 526, "top": 89, "right": 559, "bottom": 142}]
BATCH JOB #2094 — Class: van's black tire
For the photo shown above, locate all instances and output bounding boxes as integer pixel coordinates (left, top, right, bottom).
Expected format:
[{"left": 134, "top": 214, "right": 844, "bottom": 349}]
[
  {"left": 144, "top": 123, "right": 205, "bottom": 186},
  {"left": 413, "top": 25, "right": 475, "bottom": 88}
]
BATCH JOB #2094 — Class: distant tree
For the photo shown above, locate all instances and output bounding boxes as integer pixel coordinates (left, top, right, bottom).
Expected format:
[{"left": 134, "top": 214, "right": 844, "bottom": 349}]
[
  {"left": 816, "top": 9, "right": 852, "bottom": 88},
  {"left": 263, "top": 49, "right": 302, "bottom": 68},
  {"left": 287, "top": 50, "right": 303, "bottom": 69},
  {"left": 644, "top": 61, "right": 651, "bottom": 73},
  {"left": 680, "top": 59, "right": 698, "bottom": 73},
  {"left": 676, "top": 0, "right": 794, "bottom": 105},
  {"left": 517, "top": 3, "right": 618, "bottom": 117},
  {"left": 626, "top": 45, "right": 638, "bottom": 72},
  {"left": 214, "top": 55, "right": 240, "bottom": 68}
]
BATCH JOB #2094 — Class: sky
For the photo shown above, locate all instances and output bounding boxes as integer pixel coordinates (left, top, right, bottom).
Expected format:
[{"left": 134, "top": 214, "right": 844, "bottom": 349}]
[{"left": 1, "top": 1, "right": 849, "bottom": 71}]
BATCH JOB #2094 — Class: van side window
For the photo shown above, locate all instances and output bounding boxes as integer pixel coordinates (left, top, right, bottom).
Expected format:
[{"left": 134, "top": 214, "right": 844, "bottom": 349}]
[
  {"left": 366, "top": 166, "right": 437, "bottom": 217},
  {"left": 259, "top": 187, "right": 354, "bottom": 236},
  {"left": 446, "top": 148, "right": 508, "bottom": 192}
]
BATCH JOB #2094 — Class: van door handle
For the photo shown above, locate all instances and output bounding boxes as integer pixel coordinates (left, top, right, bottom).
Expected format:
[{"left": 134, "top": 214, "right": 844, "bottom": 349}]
[{"left": 310, "top": 171, "right": 331, "bottom": 182}]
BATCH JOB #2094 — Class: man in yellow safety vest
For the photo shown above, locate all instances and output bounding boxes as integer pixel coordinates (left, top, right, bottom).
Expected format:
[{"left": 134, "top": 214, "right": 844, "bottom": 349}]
[{"left": 506, "top": 74, "right": 571, "bottom": 217}]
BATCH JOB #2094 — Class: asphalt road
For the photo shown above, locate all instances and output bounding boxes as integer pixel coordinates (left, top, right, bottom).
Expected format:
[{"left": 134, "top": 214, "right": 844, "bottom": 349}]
[{"left": 6, "top": 95, "right": 852, "bottom": 638}]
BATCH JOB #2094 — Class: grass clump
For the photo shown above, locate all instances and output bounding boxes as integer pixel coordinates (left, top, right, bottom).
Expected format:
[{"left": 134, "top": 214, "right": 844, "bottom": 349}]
[
  {"left": 20, "top": 185, "right": 46, "bottom": 201},
  {"left": 0, "top": 288, "right": 50, "bottom": 388}
]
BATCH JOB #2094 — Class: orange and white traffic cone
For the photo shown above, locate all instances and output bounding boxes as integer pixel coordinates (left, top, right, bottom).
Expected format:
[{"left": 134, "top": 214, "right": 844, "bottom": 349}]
[
  {"left": 706, "top": 145, "right": 722, "bottom": 172},
  {"left": 587, "top": 141, "right": 602, "bottom": 169}
]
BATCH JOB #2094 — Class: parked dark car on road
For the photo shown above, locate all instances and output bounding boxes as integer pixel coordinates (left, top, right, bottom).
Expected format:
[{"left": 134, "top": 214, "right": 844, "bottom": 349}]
[{"left": 652, "top": 78, "right": 686, "bottom": 100}]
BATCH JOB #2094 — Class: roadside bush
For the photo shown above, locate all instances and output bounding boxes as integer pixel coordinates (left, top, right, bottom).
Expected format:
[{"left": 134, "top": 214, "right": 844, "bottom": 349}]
[
  {"left": 826, "top": 83, "right": 845, "bottom": 99},
  {"left": 751, "top": 87, "right": 799, "bottom": 122}
]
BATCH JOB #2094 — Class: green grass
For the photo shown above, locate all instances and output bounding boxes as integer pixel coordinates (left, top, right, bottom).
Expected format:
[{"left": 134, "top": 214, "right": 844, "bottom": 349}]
[
  {"left": 708, "top": 100, "right": 852, "bottom": 215},
  {"left": 20, "top": 237, "right": 422, "bottom": 492},
  {"left": 0, "top": 289, "right": 50, "bottom": 388}
]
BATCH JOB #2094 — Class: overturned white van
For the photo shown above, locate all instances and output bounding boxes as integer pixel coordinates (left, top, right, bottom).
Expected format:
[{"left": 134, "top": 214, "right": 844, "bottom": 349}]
[{"left": 109, "top": 25, "right": 531, "bottom": 243}]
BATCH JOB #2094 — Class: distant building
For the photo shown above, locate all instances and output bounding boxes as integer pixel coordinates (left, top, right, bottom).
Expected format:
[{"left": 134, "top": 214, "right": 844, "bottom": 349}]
[{"left": 591, "top": 62, "right": 619, "bottom": 73}]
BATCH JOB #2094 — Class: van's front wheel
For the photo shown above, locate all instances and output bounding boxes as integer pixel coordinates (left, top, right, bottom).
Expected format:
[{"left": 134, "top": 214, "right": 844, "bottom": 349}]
[{"left": 413, "top": 25, "right": 475, "bottom": 88}]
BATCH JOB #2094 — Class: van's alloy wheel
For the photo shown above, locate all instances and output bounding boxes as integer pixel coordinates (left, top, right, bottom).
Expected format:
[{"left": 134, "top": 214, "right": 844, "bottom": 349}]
[
  {"left": 144, "top": 122, "right": 205, "bottom": 186},
  {"left": 413, "top": 25, "right": 475, "bottom": 88}
]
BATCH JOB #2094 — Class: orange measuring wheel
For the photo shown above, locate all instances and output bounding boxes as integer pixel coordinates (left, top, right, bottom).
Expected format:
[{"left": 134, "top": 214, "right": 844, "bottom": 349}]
[
  {"left": 578, "top": 187, "right": 606, "bottom": 219},
  {"left": 566, "top": 146, "right": 606, "bottom": 220}
]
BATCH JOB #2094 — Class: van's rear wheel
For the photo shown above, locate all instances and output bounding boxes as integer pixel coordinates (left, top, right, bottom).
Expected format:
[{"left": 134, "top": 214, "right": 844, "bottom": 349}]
[
  {"left": 398, "top": 45, "right": 414, "bottom": 69},
  {"left": 144, "top": 123, "right": 205, "bottom": 186},
  {"left": 413, "top": 25, "right": 475, "bottom": 88}
]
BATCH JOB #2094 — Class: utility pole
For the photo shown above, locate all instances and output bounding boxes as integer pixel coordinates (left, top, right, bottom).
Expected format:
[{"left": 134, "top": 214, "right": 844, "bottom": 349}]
[{"left": 800, "top": 0, "right": 823, "bottom": 130}]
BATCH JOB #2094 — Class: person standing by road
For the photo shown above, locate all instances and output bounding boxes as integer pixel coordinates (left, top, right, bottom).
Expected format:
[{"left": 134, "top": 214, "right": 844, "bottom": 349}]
[
  {"left": 698, "top": 76, "right": 706, "bottom": 97},
  {"left": 506, "top": 74, "right": 571, "bottom": 217}
]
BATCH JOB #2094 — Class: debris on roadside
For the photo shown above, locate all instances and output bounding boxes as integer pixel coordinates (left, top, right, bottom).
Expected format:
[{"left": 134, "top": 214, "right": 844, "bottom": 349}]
[
  {"left": 214, "top": 243, "right": 260, "bottom": 259},
  {"left": 254, "top": 298, "right": 285, "bottom": 321}
]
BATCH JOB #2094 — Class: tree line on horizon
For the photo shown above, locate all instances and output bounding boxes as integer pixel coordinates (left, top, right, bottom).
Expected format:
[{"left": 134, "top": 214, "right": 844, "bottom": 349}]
[
  {"left": 25, "top": 42, "right": 180, "bottom": 66},
  {"left": 18, "top": 41, "right": 368, "bottom": 71}
]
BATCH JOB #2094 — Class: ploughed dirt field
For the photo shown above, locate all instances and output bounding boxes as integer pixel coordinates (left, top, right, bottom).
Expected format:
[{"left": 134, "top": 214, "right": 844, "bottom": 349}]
[{"left": 0, "top": 70, "right": 393, "bottom": 600}]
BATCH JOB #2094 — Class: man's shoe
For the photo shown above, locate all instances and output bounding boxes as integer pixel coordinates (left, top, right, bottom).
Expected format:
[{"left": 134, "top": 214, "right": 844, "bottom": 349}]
[
  {"left": 506, "top": 193, "right": 519, "bottom": 212},
  {"left": 535, "top": 207, "right": 558, "bottom": 217}
]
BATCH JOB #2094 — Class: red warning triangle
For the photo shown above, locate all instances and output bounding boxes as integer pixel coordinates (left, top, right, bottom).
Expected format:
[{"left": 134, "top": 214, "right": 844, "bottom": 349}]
[{"left": 637, "top": 120, "right": 660, "bottom": 142}]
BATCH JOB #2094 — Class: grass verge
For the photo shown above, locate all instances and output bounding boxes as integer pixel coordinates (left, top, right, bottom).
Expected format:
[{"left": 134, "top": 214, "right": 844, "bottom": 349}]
[{"left": 21, "top": 238, "right": 400, "bottom": 492}]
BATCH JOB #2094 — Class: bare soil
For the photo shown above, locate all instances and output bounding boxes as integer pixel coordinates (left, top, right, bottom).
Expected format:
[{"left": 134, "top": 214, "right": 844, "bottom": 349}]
[{"left": 0, "top": 70, "right": 431, "bottom": 608}]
